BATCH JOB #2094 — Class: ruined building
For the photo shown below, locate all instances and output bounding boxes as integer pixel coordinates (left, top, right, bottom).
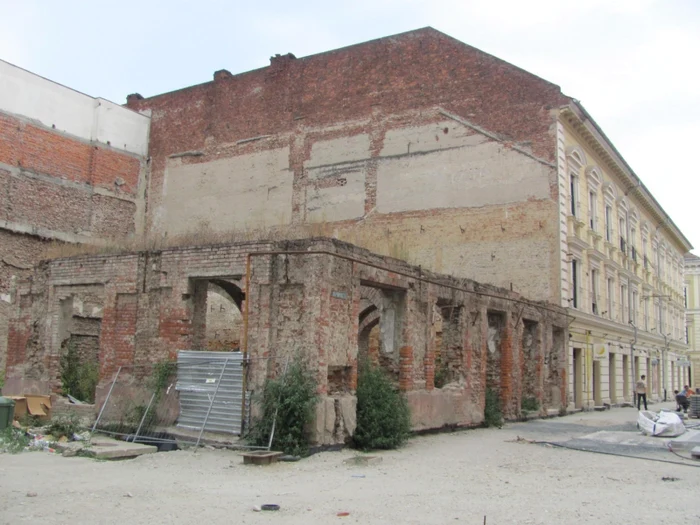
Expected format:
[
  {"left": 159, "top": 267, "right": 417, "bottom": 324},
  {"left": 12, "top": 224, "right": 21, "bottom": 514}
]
[{"left": 0, "top": 28, "right": 692, "bottom": 440}]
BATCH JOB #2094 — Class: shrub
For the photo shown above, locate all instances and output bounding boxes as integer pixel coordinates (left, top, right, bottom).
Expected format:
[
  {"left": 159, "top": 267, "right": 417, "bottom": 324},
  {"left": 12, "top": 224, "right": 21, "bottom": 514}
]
[
  {"left": 47, "top": 414, "right": 81, "bottom": 440},
  {"left": 247, "top": 358, "right": 318, "bottom": 457},
  {"left": 353, "top": 363, "right": 411, "bottom": 450},
  {"left": 60, "top": 343, "right": 99, "bottom": 403},
  {"left": 521, "top": 397, "right": 540, "bottom": 413},
  {"left": 433, "top": 357, "right": 449, "bottom": 389},
  {"left": 483, "top": 388, "right": 503, "bottom": 428}
]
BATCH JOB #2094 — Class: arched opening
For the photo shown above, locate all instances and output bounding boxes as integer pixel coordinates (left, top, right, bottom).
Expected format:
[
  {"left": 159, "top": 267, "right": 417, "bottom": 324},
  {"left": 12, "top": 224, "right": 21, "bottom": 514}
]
[{"left": 192, "top": 278, "right": 244, "bottom": 351}]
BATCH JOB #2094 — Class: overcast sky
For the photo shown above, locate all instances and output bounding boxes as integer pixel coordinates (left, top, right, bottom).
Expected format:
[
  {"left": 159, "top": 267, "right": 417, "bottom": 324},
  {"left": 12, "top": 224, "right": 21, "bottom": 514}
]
[{"left": 2, "top": 0, "right": 699, "bottom": 252}]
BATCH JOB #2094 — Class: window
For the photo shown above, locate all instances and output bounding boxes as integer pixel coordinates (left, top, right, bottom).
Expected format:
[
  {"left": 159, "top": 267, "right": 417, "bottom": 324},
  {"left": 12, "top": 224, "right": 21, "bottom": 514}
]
[
  {"left": 656, "top": 302, "right": 662, "bottom": 332},
  {"left": 619, "top": 217, "right": 627, "bottom": 253},
  {"left": 685, "top": 286, "right": 688, "bottom": 308},
  {"left": 643, "top": 237, "right": 648, "bottom": 268},
  {"left": 607, "top": 278, "right": 614, "bottom": 319},
  {"left": 571, "top": 260, "right": 579, "bottom": 308},
  {"left": 620, "top": 285, "right": 627, "bottom": 323},
  {"left": 570, "top": 175, "right": 578, "bottom": 217},
  {"left": 631, "top": 291, "right": 638, "bottom": 326},
  {"left": 588, "top": 191, "right": 597, "bottom": 231},
  {"left": 605, "top": 206, "right": 613, "bottom": 242},
  {"left": 630, "top": 228, "right": 637, "bottom": 261},
  {"left": 591, "top": 269, "right": 599, "bottom": 314}
]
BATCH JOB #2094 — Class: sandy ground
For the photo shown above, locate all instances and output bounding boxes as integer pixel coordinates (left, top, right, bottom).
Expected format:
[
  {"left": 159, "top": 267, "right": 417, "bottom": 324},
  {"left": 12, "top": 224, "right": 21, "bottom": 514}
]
[{"left": 1, "top": 403, "right": 699, "bottom": 525}]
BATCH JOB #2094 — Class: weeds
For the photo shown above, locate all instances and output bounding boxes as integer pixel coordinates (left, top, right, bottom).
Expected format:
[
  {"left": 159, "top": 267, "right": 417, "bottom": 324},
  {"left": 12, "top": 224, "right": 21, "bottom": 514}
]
[
  {"left": 483, "top": 388, "right": 503, "bottom": 428},
  {"left": 353, "top": 362, "right": 411, "bottom": 450},
  {"left": 0, "top": 427, "right": 30, "bottom": 454},
  {"left": 60, "top": 343, "right": 99, "bottom": 403},
  {"left": 247, "top": 357, "right": 318, "bottom": 457},
  {"left": 521, "top": 397, "right": 540, "bottom": 414},
  {"left": 46, "top": 414, "right": 81, "bottom": 440}
]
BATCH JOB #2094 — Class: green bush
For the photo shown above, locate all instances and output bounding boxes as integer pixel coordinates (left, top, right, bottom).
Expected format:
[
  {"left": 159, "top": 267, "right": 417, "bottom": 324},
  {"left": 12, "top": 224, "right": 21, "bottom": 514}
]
[
  {"left": 433, "top": 357, "right": 449, "bottom": 389},
  {"left": 521, "top": 397, "right": 540, "bottom": 413},
  {"left": 247, "top": 358, "right": 318, "bottom": 457},
  {"left": 353, "top": 363, "right": 411, "bottom": 450},
  {"left": 483, "top": 388, "right": 503, "bottom": 428},
  {"left": 60, "top": 343, "right": 99, "bottom": 403},
  {"left": 47, "top": 414, "right": 81, "bottom": 440}
]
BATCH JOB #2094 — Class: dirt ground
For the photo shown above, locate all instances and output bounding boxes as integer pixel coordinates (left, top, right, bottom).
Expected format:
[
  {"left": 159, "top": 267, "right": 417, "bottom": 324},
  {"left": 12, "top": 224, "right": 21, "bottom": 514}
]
[{"left": 1, "top": 403, "right": 699, "bottom": 525}]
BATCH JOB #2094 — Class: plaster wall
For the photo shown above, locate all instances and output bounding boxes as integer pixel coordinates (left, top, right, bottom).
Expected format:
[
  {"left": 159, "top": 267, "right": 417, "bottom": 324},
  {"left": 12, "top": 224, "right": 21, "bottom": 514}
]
[{"left": 0, "top": 59, "right": 150, "bottom": 156}]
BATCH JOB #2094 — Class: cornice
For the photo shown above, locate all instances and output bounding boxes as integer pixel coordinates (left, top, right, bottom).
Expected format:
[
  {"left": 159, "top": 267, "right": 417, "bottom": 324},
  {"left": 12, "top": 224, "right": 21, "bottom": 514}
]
[{"left": 559, "top": 104, "right": 692, "bottom": 254}]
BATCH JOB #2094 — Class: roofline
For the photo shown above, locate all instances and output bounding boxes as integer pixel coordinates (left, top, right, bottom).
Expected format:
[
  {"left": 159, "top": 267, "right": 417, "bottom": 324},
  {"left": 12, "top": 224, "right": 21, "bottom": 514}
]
[
  {"left": 0, "top": 58, "right": 148, "bottom": 119},
  {"left": 561, "top": 101, "right": 693, "bottom": 253},
  {"left": 136, "top": 26, "right": 564, "bottom": 103}
]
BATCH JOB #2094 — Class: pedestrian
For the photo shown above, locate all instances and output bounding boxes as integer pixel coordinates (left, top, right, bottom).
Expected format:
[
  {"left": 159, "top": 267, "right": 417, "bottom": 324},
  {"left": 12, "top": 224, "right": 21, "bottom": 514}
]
[{"left": 635, "top": 375, "right": 648, "bottom": 410}]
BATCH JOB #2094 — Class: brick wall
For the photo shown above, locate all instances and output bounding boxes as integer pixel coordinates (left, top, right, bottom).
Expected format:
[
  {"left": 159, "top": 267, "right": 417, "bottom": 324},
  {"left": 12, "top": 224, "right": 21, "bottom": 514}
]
[
  {"left": 5, "top": 238, "right": 568, "bottom": 442},
  {"left": 126, "top": 28, "right": 570, "bottom": 304}
]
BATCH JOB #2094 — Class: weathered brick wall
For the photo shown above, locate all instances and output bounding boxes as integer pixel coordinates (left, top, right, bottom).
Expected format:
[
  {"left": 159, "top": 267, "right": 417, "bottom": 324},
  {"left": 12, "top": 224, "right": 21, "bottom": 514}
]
[
  {"left": 0, "top": 107, "right": 147, "bottom": 382},
  {"left": 5, "top": 238, "right": 567, "bottom": 442},
  {"left": 127, "top": 28, "right": 571, "bottom": 304}
]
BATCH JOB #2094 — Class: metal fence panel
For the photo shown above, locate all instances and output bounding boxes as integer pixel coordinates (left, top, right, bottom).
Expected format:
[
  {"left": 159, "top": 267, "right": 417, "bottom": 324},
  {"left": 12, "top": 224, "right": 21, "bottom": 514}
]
[{"left": 176, "top": 351, "right": 244, "bottom": 435}]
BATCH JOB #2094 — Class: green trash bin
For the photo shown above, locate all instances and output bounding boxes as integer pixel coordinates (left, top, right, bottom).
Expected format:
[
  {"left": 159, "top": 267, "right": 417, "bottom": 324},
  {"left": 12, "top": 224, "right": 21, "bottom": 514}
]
[{"left": 0, "top": 397, "right": 16, "bottom": 430}]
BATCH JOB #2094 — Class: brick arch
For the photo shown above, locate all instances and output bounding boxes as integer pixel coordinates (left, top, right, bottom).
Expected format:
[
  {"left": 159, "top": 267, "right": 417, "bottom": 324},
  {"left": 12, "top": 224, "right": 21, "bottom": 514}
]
[{"left": 359, "top": 285, "right": 383, "bottom": 310}]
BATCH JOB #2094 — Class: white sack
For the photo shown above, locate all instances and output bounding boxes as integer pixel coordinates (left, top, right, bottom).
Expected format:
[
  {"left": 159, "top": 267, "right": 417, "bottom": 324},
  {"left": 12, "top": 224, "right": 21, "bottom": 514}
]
[{"left": 638, "top": 410, "right": 686, "bottom": 437}]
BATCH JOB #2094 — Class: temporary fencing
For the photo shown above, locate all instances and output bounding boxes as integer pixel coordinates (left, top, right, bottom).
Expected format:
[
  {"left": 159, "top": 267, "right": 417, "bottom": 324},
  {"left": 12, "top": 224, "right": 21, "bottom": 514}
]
[{"left": 90, "top": 352, "right": 282, "bottom": 450}]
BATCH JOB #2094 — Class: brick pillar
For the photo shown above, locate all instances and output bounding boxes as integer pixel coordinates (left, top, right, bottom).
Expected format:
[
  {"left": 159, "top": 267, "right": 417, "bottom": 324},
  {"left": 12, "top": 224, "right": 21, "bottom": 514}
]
[{"left": 399, "top": 346, "right": 413, "bottom": 391}]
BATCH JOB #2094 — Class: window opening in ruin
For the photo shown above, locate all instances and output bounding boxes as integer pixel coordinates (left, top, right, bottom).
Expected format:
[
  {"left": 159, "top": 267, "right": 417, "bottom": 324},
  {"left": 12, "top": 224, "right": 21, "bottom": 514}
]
[
  {"left": 486, "top": 311, "right": 505, "bottom": 392},
  {"left": 191, "top": 278, "right": 244, "bottom": 351},
  {"left": 546, "top": 327, "right": 564, "bottom": 408},
  {"left": 57, "top": 292, "right": 104, "bottom": 403},
  {"left": 357, "top": 285, "right": 405, "bottom": 384},
  {"left": 521, "top": 320, "right": 539, "bottom": 407},
  {"left": 434, "top": 301, "right": 463, "bottom": 388}
]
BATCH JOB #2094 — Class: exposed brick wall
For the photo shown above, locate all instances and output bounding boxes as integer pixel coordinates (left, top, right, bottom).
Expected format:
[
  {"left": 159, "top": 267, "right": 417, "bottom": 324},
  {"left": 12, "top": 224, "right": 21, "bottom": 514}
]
[
  {"left": 0, "top": 112, "right": 141, "bottom": 195},
  {"left": 126, "top": 28, "right": 569, "bottom": 303},
  {"left": 4, "top": 238, "right": 568, "bottom": 440}
]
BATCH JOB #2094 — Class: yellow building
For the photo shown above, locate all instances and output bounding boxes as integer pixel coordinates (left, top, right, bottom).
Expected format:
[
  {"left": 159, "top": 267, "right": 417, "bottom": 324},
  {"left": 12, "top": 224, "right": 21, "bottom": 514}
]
[
  {"left": 559, "top": 105, "right": 692, "bottom": 408},
  {"left": 683, "top": 254, "right": 700, "bottom": 387}
]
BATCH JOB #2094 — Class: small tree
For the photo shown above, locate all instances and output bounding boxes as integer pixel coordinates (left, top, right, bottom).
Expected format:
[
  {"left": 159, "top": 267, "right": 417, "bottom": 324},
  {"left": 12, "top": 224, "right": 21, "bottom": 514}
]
[
  {"left": 353, "top": 362, "right": 411, "bottom": 450},
  {"left": 247, "top": 358, "right": 318, "bottom": 457}
]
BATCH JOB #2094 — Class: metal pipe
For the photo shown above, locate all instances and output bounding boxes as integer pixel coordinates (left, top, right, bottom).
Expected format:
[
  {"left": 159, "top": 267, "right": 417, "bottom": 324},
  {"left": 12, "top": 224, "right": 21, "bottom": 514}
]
[
  {"left": 92, "top": 366, "right": 122, "bottom": 433},
  {"left": 195, "top": 358, "right": 229, "bottom": 448},
  {"left": 662, "top": 333, "right": 669, "bottom": 401},
  {"left": 240, "top": 253, "right": 252, "bottom": 433},
  {"left": 630, "top": 321, "right": 637, "bottom": 405},
  {"left": 267, "top": 356, "right": 290, "bottom": 451}
]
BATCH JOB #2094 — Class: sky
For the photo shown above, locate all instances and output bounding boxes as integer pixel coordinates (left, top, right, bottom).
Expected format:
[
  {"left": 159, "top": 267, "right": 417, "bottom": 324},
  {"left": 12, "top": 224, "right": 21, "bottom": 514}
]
[{"left": 2, "top": 0, "right": 699, "bottom": 251}]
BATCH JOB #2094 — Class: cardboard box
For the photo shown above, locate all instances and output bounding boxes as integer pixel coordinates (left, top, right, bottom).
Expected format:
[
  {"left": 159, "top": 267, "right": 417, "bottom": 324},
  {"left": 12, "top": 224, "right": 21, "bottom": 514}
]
[{"left": 6, "top": 395, "right": 52, "bottom": 421}]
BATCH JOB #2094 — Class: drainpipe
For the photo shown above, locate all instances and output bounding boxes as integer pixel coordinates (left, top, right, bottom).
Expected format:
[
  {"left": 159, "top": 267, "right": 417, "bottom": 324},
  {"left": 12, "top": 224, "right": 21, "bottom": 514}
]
[
  {"left": 662, "top": 333, "right": 669, "bottom": 401},
  {"left": 630, "top": 320, "right": 637, "bottom": 402}
]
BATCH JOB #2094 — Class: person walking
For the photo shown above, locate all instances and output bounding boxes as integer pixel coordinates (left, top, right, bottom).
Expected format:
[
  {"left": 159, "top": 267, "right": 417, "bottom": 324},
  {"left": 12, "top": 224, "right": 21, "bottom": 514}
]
[{"left": 635, "top": 375, "right": 648, "bottom": 410}]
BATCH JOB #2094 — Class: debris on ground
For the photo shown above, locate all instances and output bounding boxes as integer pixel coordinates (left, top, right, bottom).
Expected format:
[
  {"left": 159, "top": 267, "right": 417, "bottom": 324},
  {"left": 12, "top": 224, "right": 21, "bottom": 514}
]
[{"left": 661, "top": 477, "right": 680, "bottom": 482}]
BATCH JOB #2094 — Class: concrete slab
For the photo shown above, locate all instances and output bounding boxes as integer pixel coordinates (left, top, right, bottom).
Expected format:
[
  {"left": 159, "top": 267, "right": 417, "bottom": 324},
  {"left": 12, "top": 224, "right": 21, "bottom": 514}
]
[
  {"left": 85, "top": 436, "right": 157, "bottom": 459},
  {"left": 667, "top": 430, "right": 700, "bottom": 451},
  {"left": 691, "top": 446, "right": 700, "bottom": 459}
]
